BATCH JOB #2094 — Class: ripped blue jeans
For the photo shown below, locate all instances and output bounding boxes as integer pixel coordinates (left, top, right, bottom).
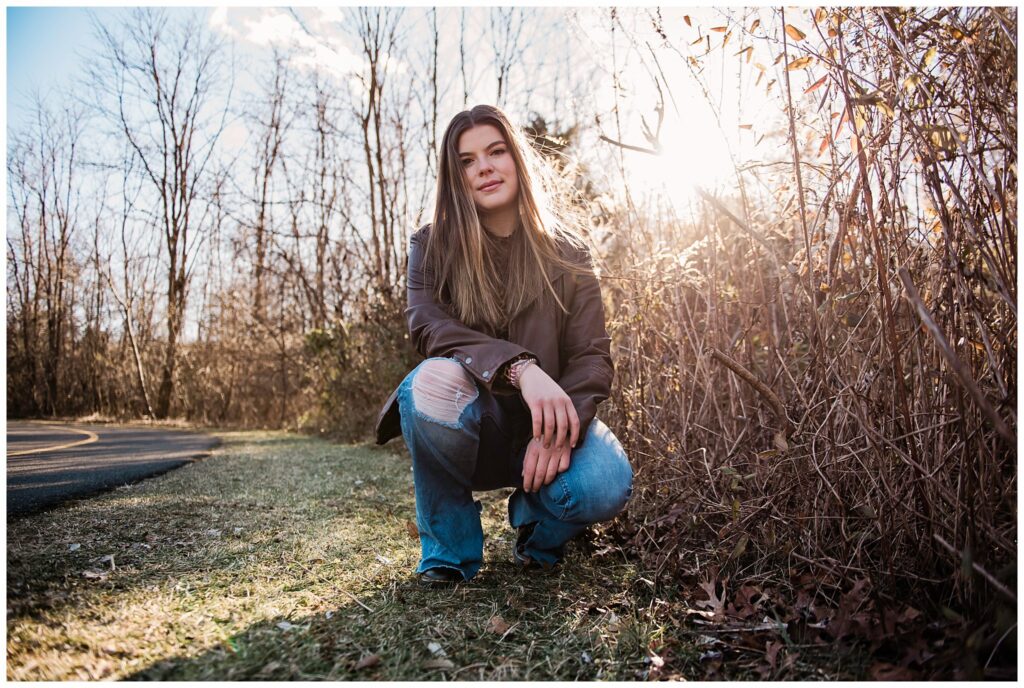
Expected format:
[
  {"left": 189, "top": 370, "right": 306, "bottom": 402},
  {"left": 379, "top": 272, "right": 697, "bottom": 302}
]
[{"left": 396, "top": 356, "right": 633, "bottom": 581}]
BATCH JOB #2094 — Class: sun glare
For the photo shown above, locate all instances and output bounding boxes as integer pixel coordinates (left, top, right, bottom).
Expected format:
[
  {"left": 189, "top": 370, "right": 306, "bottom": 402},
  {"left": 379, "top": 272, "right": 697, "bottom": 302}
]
[{"left": 620, "top": 111, "right": 740, "bottom": 209}]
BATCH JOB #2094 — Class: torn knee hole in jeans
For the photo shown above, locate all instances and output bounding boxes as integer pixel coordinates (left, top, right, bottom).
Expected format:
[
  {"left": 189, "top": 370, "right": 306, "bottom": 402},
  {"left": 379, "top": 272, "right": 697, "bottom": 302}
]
[{"left": 412, "top": 361, "right": 479, "bottom": 424}]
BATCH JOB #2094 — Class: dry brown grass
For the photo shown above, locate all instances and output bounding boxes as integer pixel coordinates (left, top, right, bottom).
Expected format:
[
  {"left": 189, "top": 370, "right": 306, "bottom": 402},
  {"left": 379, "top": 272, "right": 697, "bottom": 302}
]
[{"left": 598, "top": 7, "right": 1016, "bottom": 646}]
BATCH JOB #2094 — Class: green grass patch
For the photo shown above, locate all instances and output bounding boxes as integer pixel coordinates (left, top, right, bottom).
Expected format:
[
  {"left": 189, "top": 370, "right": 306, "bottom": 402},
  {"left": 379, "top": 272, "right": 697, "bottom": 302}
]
[{"left": 7, "top": 431, "right": 870, "bottom": 680}]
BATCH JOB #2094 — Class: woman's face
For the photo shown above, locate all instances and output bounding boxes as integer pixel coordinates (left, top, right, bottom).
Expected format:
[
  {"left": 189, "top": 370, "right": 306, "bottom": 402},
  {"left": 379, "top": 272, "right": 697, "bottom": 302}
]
[{"left": 457, "top": 124, "right": 519, "bottom": 216}]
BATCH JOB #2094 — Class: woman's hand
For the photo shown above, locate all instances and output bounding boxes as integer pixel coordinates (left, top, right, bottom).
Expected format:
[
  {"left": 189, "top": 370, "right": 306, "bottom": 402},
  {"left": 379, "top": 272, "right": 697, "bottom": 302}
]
[
  {"left": 518, "top": 363, "right": 580, "bottom": 455},
  {"left": 521, "top": 437, "right": 571, "bottom": 493}
]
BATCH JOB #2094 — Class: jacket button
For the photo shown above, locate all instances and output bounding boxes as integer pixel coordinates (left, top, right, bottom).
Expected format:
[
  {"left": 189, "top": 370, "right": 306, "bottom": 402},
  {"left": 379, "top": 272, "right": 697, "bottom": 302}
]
[
  {"left": 482, "top": 370, "right": 490, "bottom": 378},
  {"left": 465, "top": 357, "right": 473, "bottom": 364}
]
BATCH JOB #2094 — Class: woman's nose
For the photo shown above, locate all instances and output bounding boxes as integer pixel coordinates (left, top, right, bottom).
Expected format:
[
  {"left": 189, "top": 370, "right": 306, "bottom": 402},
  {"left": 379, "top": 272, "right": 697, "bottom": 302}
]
[{"left": 477, "top": 156, "right": 493, "bottom": 174}]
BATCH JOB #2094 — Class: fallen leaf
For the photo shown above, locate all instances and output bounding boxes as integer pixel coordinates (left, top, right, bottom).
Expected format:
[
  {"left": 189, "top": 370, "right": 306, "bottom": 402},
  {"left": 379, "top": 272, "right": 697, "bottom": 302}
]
[
  {"left": 276, "top": 621, "right": 294, "bottom": 631},
  {"left": 898, "top": 606, "right": 922, "bottom": 624},
  {"left": 405, "top": 520, "right": 419, "bottom": 540},
  {"left": 486, "top": 615, "right": 510, "bottom": 634},
  {"left": 423, "top": 658, "right": 454, "bottom": 670},
  {"left": 765, "top": 639, "right": 783, "bottom": 669},
  {"left": 375, "top": 554, "right": 392, "bottom": 565},
  {"left": 696, "top": 578, "right": 727, "bottom": 618},
  {"left": 68, "top": 543, "right": 81, "bottom": 552},
  {"left": 785, "top": 24, "right": 806, "bottom": 41},
  {"left": 355, "top": 653, "right": 381, "bottom": 670},
  {"left": 82, "top": 569, "right": 107, "bottom": 580},
  {"left": 870, "top": 662, "right": 916, "bottom": 680},
  {"left": 773, "top": 431, "right": 790, "bottom": 452}
]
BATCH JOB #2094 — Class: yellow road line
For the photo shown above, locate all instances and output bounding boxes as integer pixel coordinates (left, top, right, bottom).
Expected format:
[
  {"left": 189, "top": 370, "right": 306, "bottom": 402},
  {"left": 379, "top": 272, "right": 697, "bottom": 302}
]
[{"left": 7, "top": 426, "right": 99, "bottom": 457}]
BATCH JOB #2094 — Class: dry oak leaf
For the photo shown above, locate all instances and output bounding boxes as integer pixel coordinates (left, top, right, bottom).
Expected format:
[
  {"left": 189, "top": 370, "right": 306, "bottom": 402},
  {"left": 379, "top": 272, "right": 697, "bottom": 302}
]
[
  {"left": 696, "top": 578, "right": 726, "bottom": 618},
  {"left": 423, "top": 658, "right": 455, "bottom": 670},
  {"left": 486, "top": 614, "right": 511, "bottom": 634},
  {"left": 785, "top": 24, "right": 807, "bottom": 41},
  {"left": 354, "top": 654, "right": 381, "bottom": 670}
]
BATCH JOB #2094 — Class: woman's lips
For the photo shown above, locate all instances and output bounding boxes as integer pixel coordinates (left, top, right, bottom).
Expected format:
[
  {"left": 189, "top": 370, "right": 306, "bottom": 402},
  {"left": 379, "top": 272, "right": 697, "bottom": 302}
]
[{"left": 479, "top": 180, "right": 501, "bottom": 191}]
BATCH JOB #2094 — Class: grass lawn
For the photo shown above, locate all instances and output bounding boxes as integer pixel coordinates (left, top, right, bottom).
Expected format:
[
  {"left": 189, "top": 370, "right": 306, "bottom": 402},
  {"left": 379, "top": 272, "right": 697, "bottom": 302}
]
[{"left": 7, "top": 431, "right": 870, "bottom": 680}]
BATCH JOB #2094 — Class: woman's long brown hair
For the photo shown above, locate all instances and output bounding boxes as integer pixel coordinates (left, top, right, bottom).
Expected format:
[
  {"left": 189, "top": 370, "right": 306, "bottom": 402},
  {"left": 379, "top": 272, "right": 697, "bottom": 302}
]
[{"left": 426, "top": 104, "right": 590, "bottom": 335}]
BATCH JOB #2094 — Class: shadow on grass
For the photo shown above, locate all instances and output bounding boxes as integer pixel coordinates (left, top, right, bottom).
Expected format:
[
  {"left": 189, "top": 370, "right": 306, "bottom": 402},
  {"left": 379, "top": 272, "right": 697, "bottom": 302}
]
[
  {"left": 7, "top": 431, "right": 661, "bottom": 681},
  {"left": 125, "top": 556, "right": 657, "bottom": 681}
]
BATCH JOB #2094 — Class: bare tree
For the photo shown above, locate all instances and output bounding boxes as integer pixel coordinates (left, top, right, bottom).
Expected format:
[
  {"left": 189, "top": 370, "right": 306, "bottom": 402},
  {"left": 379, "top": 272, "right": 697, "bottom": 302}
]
[
  {"left": 103, "top": 146, "right": 155, "bottom": 417},
  {"left": 249, "top": 50, "right": 290, "bottom": 324},
  {"left": 91, "top": 8, "right": 231, "bottom": 418},
  {"left": 6, "top": 99, "right": 88, "bottom": 415}
]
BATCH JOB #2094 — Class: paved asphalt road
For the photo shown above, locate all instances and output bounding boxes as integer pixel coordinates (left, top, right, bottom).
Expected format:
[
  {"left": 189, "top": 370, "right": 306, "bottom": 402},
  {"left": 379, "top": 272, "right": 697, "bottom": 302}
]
[{"left": 7, "top": 422, "right": 219, "bottom": 517}]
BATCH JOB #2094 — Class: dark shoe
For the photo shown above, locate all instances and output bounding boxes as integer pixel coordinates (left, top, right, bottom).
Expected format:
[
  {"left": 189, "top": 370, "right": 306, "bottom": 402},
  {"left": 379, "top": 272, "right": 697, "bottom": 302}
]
[
  {"left": 512, "top": 524, "right": 556, "bottom": 572},
  {"left": 419, "top": 567, "right": 462, "bottom": 586}
]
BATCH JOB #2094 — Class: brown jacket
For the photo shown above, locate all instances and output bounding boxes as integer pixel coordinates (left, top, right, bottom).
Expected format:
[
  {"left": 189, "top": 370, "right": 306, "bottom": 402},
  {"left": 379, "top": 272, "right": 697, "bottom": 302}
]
[{"left": 373, "top": 223, "right": 613, "bottom": 447}]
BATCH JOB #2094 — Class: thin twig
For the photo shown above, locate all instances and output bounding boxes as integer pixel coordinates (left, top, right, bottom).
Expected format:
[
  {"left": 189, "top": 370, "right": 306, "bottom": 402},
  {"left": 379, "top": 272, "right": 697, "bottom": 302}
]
[
  {"left": 898, "top": 268, "right": 1015, "bottom": 445},
  {"left": 933, "top": 534, "right": 1016, "bottom": 604},
  {"left": 709, "top": 348, "right": 794, "bottom": 435}
]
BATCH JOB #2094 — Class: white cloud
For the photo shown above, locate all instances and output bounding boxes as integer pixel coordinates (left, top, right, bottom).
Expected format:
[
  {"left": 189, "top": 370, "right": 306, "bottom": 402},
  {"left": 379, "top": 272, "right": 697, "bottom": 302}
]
[
  {"left": 208, "top": 6, "right": 233, "bottom": 37},
  {"left": 243, "top": 11, "right": 306, "bottom": 48},
  {"left": 314, "top": 7, "right": 346, "bottom": 27},
  {"left": 207, "top": 7, "right": 409, "bottom": 95}
]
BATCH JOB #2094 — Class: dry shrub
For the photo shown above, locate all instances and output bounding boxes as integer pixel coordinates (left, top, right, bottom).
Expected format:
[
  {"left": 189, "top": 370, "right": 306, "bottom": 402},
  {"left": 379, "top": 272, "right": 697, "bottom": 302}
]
[{"left": 601, "top": 7, "right": 1016, "bottom": 625}]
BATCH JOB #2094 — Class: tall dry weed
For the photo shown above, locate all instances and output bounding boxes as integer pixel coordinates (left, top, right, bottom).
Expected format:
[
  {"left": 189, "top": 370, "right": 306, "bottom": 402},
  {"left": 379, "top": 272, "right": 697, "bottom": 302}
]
[{"left": 599, "top": 7, "right": 1015, "bottom": 622}]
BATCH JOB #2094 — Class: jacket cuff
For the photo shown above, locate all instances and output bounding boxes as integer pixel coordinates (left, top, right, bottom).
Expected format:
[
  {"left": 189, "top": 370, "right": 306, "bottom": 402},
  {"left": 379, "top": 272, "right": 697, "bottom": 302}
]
[{"left": 450, "top": 346, "right": 534, "bottom": 394}]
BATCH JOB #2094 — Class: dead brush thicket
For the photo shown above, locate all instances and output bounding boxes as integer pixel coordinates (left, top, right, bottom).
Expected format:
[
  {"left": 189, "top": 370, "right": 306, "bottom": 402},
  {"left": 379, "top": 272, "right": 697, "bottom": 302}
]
[{"left": 596, "top": 6, "right": 1016, "bottom": 665}]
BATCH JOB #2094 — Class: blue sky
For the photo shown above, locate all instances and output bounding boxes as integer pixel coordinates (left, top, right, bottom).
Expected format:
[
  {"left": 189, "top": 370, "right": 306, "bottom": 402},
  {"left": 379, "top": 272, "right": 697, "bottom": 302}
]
[{"left": 8, "top": 7, "right": 103, "bottom": 130}]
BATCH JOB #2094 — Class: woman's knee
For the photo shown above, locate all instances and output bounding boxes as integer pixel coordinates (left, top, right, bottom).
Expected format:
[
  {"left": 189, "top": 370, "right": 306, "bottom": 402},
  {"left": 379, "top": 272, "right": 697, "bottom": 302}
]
[{"left": 404, "top": 357, "right": 479, "bottom": 427}]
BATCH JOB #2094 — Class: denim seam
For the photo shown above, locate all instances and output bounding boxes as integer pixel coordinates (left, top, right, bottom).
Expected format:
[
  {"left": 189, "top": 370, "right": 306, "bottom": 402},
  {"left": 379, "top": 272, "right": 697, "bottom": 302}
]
[{"left": 554, "top": 473, "right": 572, "bottom": 521}]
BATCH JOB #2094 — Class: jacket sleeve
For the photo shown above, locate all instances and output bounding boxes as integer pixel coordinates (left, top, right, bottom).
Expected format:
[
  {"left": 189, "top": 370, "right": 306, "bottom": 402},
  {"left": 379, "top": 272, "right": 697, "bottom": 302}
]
[
  {"left": 557, "top": 245, "right": 614, "bottom": 445},
  {"left": 406, "top": 228, "right": 535, "bottom": 393}
]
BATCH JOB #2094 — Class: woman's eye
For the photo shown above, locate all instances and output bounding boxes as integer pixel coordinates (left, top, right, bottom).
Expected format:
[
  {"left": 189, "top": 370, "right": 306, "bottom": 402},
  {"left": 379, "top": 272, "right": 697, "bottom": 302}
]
[
  {"left": 461, "top": 158, "right": 473, "bottom": 167},
  {"left": 492, "top": 148, "right": 506, "bottom": 156}
]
